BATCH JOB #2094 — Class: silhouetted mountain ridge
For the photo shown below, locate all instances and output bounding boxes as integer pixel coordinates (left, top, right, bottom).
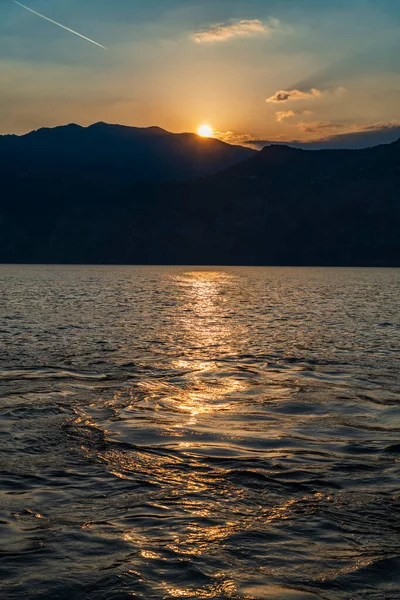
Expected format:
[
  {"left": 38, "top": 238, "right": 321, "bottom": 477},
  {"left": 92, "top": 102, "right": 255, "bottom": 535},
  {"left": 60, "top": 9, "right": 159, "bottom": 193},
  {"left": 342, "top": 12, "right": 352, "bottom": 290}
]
[
  {"left": 0, "top": 129, "right": 399, "bottom": 265},
  {"left": 0, "top": 122, "right": 256, "bottom": 184}
]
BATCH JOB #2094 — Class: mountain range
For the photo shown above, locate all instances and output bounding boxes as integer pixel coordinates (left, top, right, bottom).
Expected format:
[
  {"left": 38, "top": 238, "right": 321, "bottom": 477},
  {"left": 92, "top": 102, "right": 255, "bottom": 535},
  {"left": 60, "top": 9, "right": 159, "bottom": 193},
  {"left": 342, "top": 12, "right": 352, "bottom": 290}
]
[
  {"left": 0, "top": 122, "right": 255, "bottom": 184},
  {"left": 0, "top": 123, "right": 399, "bottom": 265}
]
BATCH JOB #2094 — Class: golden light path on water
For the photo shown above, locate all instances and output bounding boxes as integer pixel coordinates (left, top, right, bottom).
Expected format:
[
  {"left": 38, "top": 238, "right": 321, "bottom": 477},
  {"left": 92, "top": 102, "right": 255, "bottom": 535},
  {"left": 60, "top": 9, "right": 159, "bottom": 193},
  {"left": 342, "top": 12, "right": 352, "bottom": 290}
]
[
  {"left": 164, "top": 271, "right": 245, "bottom": 428},
  {"left": 78, "top": 271, "right": 319, "bottom": 598},
  {"left": 2, "top": 266, "right": 399, "bottom": 599}
]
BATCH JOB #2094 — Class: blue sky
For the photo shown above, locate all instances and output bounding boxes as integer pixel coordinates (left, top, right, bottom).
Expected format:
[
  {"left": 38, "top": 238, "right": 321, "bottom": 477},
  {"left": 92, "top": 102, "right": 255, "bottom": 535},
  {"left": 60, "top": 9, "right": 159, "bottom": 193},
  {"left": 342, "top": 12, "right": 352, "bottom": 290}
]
[{"left": 1, "top": 0, "right": 400, "bottom": 146}]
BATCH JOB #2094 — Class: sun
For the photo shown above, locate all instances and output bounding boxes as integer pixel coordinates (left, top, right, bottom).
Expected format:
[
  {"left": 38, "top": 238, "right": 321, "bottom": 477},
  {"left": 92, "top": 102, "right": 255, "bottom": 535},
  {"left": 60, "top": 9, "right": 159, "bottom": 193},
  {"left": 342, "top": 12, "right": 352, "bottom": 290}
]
[{"left": 198, "top": 124, "right": 213, "bottom": 138}]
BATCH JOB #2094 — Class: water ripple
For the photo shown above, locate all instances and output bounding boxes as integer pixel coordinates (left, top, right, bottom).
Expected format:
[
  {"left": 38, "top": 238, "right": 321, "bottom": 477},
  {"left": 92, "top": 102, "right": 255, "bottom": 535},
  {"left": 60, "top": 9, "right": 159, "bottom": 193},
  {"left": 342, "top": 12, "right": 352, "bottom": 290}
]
[{"left": 0, "top": 265, "right": 399, "bottom": 600}]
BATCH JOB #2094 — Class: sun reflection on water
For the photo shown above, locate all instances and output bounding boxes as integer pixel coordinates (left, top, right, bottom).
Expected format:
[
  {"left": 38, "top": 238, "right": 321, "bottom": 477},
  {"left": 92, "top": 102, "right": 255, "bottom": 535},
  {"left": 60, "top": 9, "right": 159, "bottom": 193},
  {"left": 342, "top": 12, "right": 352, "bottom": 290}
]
[
  {"left": 131, "top": 270, "right": 248, "bottom": 430},
  {"left": 4, "top": 267, "right": 398, "bottom": 598},
  {"left": 166, "top": 271, "right": 245, "bottom": 424},
  {"left": 73, "top": 269, "right": 305, "bottom": 597}
]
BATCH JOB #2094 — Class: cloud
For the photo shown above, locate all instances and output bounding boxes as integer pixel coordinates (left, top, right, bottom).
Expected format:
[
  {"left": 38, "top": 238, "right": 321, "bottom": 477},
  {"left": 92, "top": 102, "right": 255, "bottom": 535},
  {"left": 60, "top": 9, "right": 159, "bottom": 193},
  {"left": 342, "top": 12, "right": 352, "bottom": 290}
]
[
  {"left": 192, "top": 19, "right": 277, "bottom": 44},
  {"left": 275, "top": 109, "right": 313, "bottom": 122},
  {"left": 332, "top": 86, "right": 347, "bottom": 98},
  {"left": 204, "top": 121, "right": 400, "bottom": 152},
  {"left": 267, "top": 88, "right": 323, "bottom": 103},
  {"left": 213, "top": 130, "right": 256, "bottom": 147},
  {"left": 275, "top": 110, "right": 295, "bottom": 122},
  {"left": 247, "top": 122, "right": 400, "bottom": 150},
  {"left": 215, "top": 130, "right": 294, "bottom": 150},
  {"left": 297, "top": 121, "right": 344, "bottom": 134},
  {"left": 296, "top": 119, "right": 395, "bottom": 136},
  {"left": 318, "top": 122, "right": 400, "bottom": 149}
]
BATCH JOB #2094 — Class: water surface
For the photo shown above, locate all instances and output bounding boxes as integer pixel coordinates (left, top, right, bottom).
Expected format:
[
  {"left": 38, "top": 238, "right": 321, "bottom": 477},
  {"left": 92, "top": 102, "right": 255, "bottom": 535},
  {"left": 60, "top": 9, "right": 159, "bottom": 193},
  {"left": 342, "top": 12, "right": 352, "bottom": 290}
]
[{"left": 0, "top": 266, "right": 399, "bottom": 599}]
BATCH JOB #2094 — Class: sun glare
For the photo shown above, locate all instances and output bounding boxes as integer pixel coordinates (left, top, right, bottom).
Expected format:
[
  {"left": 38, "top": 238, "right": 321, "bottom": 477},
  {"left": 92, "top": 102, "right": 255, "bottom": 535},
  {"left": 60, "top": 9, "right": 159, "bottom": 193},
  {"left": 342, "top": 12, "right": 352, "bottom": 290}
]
[{"left": 198, "top": 124, "right": 213, "bottom": 138}]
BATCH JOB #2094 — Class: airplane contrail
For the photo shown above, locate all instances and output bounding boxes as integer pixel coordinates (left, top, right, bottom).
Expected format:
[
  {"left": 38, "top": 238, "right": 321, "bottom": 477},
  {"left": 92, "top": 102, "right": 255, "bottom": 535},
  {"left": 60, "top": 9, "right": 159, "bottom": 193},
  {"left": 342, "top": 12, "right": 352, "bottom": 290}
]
[{"left": 13, "top": 1, "right": 107, "bottom": 50}]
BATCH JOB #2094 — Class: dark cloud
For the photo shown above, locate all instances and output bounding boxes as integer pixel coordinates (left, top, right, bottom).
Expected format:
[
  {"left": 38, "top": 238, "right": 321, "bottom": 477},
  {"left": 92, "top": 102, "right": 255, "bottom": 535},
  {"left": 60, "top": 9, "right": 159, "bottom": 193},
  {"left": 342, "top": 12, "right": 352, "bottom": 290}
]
[{"left": 247, "top": 123, "right": 400, "bottom": 150}]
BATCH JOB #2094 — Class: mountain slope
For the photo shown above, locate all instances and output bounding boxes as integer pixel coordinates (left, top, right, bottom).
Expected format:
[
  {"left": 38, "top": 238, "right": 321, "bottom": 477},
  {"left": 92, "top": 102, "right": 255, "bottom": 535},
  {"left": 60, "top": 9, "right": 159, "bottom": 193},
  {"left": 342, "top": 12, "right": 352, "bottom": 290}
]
[
  {"left": 0, "top": 136, "right": 399, "bottom": 265},
  {"left": 0, "top": 122, "right": 255, "bottom": 184},
  {"left": 162, "top": 140, "right": 400, "bottom": 265}
]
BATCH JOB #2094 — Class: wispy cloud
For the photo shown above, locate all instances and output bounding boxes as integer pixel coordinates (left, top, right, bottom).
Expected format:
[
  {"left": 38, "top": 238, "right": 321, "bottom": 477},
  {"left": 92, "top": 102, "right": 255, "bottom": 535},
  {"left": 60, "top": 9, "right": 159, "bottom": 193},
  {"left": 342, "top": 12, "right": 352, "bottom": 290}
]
[
  {"left": 267, "top": 88, "right": 322, "bottom": 103},
  {"left": 267, "top": 87, "right": 346, "bottom": 104},
  {"left": 13, "top": 1, "right": 107, "bottom": 50},
  {"left": 192, "top": 19, "right": 277, "bottom": 44},
  {"left": 240, "top": 121, "right": 400, "bottom": 151},
  {"left": 297, "top": 121, "right": 343, "bottom": 134},
  {"left": 295, "top": 121, "right": 400, "bottom": 148},
  {"left": 213, "top": 130, "right": 255, "bottom": 146},
  {"left": 275, "top": 109, "right": 313, "bottom": 122},
  {"left": 214, "top": 121, "right": 400, "bottom": 152},
  {"left": 214, "top": 130, "right": 287, "bottom": 150},
  {"left": 314, "top": 122, "right": 400, "bottom": 148},
  {"left": 275, "top": 110, "right": 295, "bottom": 122},
  {"left": 297, "top": 119, "right": 399, "bottom": 136}
]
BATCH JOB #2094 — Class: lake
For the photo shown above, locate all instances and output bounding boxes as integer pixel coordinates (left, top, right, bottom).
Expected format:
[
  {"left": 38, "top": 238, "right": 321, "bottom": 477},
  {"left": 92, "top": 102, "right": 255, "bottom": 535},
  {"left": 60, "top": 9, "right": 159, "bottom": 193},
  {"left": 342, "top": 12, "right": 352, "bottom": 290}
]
[{"left": 0, "top": 266, "right": 399, "bottom": 600}]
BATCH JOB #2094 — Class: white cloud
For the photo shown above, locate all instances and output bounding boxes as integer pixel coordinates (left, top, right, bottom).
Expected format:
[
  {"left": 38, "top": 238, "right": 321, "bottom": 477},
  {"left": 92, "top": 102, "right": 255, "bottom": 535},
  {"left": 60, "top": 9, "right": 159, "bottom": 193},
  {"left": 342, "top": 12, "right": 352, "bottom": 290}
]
[
  {"left": 267, "top": 87, "right": 347, "bottom": 104},
  {"left": 192, "top": 19, "right": 277, "bottom": 44},
  {"left": 267, "top": 88, "right": 323, "bottom": 103}
]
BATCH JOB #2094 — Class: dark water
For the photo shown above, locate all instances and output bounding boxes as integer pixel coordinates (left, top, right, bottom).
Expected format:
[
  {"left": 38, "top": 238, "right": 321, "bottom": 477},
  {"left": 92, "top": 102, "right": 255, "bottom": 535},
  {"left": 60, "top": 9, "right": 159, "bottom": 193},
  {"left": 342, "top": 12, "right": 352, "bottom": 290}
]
[{"left": 1, "top": 266, "right": 399, "bottom": 600}]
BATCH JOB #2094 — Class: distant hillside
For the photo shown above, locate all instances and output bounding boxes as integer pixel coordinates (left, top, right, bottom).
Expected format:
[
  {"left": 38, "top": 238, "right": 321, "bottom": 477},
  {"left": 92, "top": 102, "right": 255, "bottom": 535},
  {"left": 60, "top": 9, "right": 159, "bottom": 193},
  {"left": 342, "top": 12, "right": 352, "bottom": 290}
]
[
  {"left": 175, "top": 140, "right": 400, "bottom": 265},
  {"left": 0, "top": 122, "right": 255, "bottom": 184},
  {"left": 0, "top": 132, "right": 399, "bottom": 266}
]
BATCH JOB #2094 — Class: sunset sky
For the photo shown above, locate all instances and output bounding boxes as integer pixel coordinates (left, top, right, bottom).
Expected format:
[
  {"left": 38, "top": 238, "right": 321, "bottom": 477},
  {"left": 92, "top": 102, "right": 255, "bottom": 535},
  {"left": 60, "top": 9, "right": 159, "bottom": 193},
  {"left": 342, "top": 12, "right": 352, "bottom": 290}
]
[{"left": 1, "top": 0, "right": 400, "bottom": 146}]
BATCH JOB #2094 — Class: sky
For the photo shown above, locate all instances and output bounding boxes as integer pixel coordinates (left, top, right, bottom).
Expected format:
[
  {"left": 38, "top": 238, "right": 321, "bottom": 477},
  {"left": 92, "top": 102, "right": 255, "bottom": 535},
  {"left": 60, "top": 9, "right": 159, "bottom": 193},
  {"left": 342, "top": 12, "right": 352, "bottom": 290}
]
[{"left": 1, "top": 0, "right": 400, "bottom": 147}]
